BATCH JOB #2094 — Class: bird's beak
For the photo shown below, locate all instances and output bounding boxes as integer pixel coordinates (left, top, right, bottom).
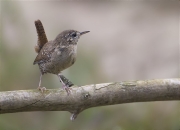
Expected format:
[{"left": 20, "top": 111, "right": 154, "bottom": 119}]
[{"left": 80, "top": 31, "right": 90, "bottom": 36}]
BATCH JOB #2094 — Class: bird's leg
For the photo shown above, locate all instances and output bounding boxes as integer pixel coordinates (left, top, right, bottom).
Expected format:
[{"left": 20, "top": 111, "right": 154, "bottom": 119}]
[
  {"left": 59, "top": 75, "right": 74, "bottom": 87},
  {"left": 37, "top": 73, "right": 46, "bottom": 92},
  {"left": 58, "top": 74, "right": 72, "bottom": 95}
]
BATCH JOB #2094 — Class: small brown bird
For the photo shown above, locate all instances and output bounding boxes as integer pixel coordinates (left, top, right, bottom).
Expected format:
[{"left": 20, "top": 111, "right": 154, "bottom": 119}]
[{"left": 33, "top": 27, "right": 89, "bottom": 94}]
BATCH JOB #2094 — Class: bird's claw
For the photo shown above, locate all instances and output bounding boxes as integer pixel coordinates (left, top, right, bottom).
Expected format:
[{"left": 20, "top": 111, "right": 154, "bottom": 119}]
[
  {"left": 38, "top": 86, "right": 46, "bottom": 93},
  {"left": 62, "top": 85, "right": 72, "bottom": 95}
]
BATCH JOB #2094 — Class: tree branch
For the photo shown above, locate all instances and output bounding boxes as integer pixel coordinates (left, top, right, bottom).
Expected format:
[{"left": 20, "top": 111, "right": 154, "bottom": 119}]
[{"left": 0, "top": 78, "right": 180, "bottom": 120}]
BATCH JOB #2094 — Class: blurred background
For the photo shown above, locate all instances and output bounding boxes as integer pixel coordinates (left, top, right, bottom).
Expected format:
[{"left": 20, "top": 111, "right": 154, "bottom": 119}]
[{"left": 1, "top": 1, "right": 180, "bottom": 130}]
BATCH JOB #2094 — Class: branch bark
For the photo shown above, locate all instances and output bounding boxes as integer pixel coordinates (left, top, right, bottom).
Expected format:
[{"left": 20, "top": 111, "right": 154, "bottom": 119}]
[{"left": 0, "top": 78, "right": 180, "bottom": 120}]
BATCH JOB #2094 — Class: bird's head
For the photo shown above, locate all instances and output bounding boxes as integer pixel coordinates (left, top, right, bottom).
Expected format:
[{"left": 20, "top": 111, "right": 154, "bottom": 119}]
[{"left": 55, "top": 30, "right": 90, "bottom": 45}]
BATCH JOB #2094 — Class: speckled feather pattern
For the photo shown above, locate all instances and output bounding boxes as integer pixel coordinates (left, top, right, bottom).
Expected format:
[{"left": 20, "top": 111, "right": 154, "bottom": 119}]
[{"left": 33, "top": 30, "right": 79, "bottom": 75}]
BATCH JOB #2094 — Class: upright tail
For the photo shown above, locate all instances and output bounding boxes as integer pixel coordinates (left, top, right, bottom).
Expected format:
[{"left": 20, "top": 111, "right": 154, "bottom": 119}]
[{"left": 34, "top": 20, "right": 48, "bottom": 53}]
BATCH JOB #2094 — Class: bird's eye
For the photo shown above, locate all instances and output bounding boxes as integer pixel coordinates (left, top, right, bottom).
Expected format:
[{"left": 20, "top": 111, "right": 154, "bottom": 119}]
[{"left": 72, "top": 33, "right": 77, "bottom": 37}]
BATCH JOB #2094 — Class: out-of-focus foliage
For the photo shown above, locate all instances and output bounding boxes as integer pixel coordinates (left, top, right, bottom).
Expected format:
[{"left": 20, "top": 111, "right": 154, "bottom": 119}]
[{"left": 1, "top": 1, "right": 179, "bottom": 130}]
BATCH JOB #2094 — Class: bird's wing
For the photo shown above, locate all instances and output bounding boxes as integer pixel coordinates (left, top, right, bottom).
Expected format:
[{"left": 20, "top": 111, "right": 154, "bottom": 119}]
[{"left": 33, "top": 41, "right": 55, "bottom": 65}]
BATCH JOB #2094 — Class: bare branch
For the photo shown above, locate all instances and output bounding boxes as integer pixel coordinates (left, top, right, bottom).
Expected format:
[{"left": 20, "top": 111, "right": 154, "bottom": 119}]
[{"left": 0, "top": 78, "right": 180, "bottom": 120}]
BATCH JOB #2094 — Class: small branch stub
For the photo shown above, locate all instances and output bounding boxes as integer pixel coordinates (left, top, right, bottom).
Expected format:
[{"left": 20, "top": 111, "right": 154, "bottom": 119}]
[{"left": 84, "top": 93, "right": 90, "bottom": 99}]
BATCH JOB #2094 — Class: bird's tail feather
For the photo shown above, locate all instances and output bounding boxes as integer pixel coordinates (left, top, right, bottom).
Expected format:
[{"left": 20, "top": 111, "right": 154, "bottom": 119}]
[{"left": 34, "top": 20, "right": 48, "bottom": 53}]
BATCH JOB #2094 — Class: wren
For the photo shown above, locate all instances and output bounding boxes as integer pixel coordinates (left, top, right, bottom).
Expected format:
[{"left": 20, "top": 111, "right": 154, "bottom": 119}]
[{"left": 33, "top": 20, "right": 89, "bottom": 95}]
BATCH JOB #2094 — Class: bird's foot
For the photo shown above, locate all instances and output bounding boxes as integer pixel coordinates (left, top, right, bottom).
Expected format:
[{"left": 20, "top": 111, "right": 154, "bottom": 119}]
[
  {"left": 62, "top": 85, "right": 72, "bottom": 95},
  {"left": 37, "top": 86, "right": 46, "bottom": 93}
]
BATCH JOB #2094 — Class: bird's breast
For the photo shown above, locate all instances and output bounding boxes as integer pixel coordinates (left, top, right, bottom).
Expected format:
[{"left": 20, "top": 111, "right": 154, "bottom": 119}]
[
  {"left": 52, "top": 45, "right": 77, "bottom": 70},
  {"left": 69, "top": 44, "right": 77, "bottom": 56}
]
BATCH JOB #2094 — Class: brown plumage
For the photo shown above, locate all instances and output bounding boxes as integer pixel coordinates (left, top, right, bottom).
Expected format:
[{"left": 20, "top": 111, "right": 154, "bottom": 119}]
[
  {"left": 33, "top": 20, "right": 89, "bottom": 94},
  {"left": 34, "top": 20, "right": 48, "bottom": 53}
]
